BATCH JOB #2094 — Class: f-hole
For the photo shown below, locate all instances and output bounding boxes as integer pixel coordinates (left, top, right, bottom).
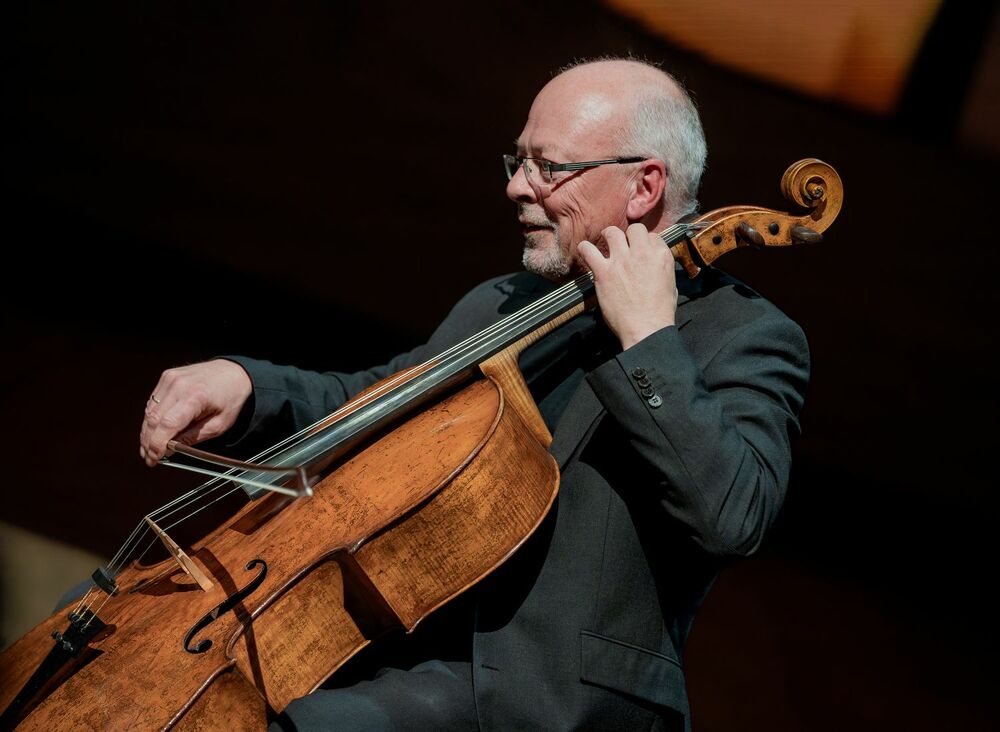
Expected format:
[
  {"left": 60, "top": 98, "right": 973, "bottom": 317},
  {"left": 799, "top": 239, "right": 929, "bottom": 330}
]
[{"left": 183, "top": 559, "right": 267, "bottom": 654}]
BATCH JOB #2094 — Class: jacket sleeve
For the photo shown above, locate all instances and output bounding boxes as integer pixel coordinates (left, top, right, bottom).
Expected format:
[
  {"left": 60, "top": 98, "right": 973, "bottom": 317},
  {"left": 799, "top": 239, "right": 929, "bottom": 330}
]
[
  {"left": 223, "top": 344, "right": 433, "bottom": 446},
  {"left": 219, "top": 276, "right": 513, "bottom": 446},
  {"left": 585, "top": 311, "right": 810, "bottom": 559}
]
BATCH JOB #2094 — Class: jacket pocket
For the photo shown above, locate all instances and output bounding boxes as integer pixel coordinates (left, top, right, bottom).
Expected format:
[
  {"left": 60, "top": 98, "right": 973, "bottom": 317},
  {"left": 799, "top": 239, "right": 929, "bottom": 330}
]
[{"left": 579, "top": 630, "right": 689, "bottom": 714}]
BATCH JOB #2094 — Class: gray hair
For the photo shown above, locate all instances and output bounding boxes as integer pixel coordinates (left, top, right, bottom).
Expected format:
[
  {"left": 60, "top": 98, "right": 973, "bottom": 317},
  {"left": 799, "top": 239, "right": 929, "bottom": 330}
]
[{"left": 557, "top": 58, "right": 708, "bottom": 222}]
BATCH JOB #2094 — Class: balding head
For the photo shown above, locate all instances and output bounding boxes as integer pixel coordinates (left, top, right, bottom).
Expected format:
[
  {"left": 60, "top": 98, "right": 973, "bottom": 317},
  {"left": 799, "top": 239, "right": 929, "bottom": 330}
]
[{"left": 546, "top": 59, "right": 707, "bottom": 222}]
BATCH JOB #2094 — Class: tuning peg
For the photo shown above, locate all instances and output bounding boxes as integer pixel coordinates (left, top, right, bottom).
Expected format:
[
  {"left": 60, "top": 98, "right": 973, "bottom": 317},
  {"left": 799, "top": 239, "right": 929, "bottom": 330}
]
[
  {"left": 790, "top": 225, "right": 822, "bottom": 244},
  {"left": 735, "top": 221, "right": 765, "bottom": 249}
]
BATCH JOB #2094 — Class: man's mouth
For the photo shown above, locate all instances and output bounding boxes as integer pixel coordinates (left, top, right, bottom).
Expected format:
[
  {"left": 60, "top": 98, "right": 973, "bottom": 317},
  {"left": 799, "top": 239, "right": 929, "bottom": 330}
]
[{"left": 520, "top": 219, "right": 552, "bottom": 233}]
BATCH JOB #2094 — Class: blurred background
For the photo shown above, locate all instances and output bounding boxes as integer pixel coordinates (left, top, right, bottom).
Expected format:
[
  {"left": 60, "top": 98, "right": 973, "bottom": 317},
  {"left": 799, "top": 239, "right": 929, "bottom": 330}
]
[{"left": 2, "top": 1, "right": 997, "bottom": 728}]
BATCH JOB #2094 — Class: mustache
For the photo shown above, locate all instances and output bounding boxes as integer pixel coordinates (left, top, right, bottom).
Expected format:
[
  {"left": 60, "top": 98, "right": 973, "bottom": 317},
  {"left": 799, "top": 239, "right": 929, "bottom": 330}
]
[{"left": 517, "top": 206, "right": 553, "bottom": 228}]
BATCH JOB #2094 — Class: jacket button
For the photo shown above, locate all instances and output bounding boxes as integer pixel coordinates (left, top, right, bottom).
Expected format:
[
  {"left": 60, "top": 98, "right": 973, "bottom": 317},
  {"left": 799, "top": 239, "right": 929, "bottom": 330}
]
[
  {"left": 640, "top": 386, "right": 655, "bottom": 398},
  {"left": 647, "top": 394, "right": 663, "bottom": 408},
  {"left": 636, "top": 376, "right": 652, "bottom": 388},
  {"left": 631, "top": 367, "right": 647, "bottom": 379}
]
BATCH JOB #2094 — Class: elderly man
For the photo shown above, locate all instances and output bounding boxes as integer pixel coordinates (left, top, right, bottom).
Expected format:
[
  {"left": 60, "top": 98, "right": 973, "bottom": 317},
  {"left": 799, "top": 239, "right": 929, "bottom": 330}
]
[{"left": 141, "top": 58, "right": 809, "bottom": 731}]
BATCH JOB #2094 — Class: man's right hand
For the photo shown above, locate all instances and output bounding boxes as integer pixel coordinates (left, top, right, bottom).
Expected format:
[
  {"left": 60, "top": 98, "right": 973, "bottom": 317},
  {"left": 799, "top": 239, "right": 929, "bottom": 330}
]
[{"left": 139, "top": 359, "right": 253, "bottom": 467}]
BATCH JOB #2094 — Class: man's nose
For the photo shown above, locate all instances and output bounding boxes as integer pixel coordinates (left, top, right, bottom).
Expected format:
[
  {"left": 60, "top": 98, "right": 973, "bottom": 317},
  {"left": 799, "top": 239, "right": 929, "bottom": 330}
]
[{"left": 506, "top": 163, "right": 538, "bottom": 203}]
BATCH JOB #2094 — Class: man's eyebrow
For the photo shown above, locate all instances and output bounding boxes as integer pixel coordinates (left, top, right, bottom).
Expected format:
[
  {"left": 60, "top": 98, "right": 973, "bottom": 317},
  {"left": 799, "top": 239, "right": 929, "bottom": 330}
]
[{"left": 513, "top": 138, "right": 545, "bottom": 157}]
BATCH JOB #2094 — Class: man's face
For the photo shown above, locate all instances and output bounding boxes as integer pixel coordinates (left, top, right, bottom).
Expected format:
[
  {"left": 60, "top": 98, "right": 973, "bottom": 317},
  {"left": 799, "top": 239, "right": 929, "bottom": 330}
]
[{"left": 506, "top": 84, "right": 634, "bottom": 280}]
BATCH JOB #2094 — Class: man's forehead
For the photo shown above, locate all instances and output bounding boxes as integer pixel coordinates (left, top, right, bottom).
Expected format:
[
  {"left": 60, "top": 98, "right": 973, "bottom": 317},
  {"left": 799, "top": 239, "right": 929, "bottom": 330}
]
[
  {"left": 570, "top": 92, "right": 618, "bottom": 131},
  {"left": 517, "top": 90, "right": 621, "bottom": 156}
]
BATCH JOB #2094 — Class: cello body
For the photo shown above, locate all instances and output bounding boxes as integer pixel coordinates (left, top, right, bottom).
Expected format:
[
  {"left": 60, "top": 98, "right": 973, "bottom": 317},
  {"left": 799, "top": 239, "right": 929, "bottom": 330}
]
[{"left": 0, "top": 363, "right": 561, "bottom": 730}]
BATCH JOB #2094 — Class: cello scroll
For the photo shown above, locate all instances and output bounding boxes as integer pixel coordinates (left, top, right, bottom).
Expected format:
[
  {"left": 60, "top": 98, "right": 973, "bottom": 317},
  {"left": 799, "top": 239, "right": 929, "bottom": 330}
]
[{"left": 671, "top": 158, "right": 843, "bottom": 277}]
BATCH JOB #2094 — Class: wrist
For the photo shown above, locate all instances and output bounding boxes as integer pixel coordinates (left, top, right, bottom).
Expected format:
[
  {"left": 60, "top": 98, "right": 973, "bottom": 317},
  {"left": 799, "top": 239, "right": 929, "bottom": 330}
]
[{"left": 618, "top": 317, "right": 675, "bottom": 350}]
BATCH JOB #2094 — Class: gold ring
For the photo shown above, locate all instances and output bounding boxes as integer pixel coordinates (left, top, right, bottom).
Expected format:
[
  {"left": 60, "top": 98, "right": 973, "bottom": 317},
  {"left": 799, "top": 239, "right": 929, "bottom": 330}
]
[{"left": 150, "top": 394, "right": 162, "bottom": 404}]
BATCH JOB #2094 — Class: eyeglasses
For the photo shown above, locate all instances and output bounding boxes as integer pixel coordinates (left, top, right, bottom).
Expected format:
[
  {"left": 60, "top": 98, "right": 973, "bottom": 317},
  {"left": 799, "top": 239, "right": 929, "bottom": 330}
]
[{"left": 503, "top": 154, "right": 647, "bottom": 187}]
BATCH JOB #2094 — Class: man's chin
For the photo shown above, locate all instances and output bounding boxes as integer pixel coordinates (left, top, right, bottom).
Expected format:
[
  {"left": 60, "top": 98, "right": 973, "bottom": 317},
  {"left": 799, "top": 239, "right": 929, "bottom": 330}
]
[{"left": 522, "top": 246, "right": 572, "bottom": 281}]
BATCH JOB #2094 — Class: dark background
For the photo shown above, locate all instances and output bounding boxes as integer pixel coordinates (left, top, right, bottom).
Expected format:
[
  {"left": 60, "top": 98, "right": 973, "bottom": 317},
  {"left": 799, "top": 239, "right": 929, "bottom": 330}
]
[{"left": 2, "top": 1, "right": 997, "bottom": 729}]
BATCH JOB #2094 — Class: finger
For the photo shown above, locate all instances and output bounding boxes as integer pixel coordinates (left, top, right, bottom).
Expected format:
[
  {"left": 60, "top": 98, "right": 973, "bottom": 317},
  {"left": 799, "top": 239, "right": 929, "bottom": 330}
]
[
  {"left": 142, "top": 400, "right": 204, "bottom": 466},
  {"left": 639, "top": 226, "right": 674, "bottom": 262},
  {"left": 656, "top": 228, "right": 676, "bottom": 259},
  {"left": 576, "top": 240, "right": 607, "bottom": 272},
  {"left": 602, "top": 226, "right": 629, "bottom": 259},
  {"left": 625, "top": 222, "right": 650, "bottom": 250},
  {"left": 147, "top": 370, "right": 176, "bottom": 410}
]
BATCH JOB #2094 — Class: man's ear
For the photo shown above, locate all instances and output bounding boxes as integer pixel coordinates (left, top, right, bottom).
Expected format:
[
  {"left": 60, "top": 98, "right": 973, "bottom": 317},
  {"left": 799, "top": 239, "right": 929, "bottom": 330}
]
[{"left": 626, "top": 159, "right": 666, "bottom": 221}]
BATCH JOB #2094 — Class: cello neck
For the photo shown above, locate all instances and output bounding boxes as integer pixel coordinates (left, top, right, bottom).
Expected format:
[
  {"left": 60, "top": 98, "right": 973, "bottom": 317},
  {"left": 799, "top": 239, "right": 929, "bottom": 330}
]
[{"left": 230, "top": 224, "right": 700, "bottom": 497}]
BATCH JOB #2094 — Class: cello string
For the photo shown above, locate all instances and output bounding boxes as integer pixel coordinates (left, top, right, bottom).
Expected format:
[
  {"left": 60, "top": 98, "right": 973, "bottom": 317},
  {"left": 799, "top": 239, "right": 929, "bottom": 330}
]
[
  {"left": 103, "top": 476, "right": 235, "bottom": 581},
  {"left": 79, "top": 483, "right": 246, "bottom": 617},
  {"left": 237, "top": 222, "right": 697, "bottom": 470},
  {"left": 93, "top": 295, "right": 556, "bottom": 590},
  {"left": 107, "top": 486, "right": 226, "bottom": 574},
  {"left": 115, "top": 485, "right": 244, "bottom": 577},
  {"left": 103, "top": 454, "right": 275, "bottom": 580},
  {"left": 105, "top": 474, "right": 231, "bottom": 572},
  {"left": 160, "top": 485, "right": 246, "bottom": 534},
  {"left": 187, "top": 223, "right": 694, "bottom": 469},
  {"left": 80, "top": 589, "right": 117, "bottom": 631},
  {"left": 158, "top": 460, "right": 308, "bottom": 497},
  {"left": 89, "top": 223, "right": 698, "bottom": 606},
  {"left": 272, "top": 222, "right": 696, "bottom": 440},
  {"left": 102, "top": 456, "right": 306, "bottom": 578},
  {"left": 132, "top": 223, "right": 695, "bottom": 534},
  {"left": 71, "top": 588, "right": 97, "bottom": 616}
]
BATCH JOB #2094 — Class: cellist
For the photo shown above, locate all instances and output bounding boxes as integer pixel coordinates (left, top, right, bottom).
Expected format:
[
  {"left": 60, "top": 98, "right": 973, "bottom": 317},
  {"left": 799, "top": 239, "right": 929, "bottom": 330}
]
[{"left": 140, "top": 58, "right": 810, "bottom": 732}]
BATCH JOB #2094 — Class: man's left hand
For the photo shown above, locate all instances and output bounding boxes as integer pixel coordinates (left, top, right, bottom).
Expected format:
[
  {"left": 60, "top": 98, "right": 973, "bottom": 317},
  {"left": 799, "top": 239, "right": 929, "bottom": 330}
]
[{"left": 577, "top": 223, "right": 678, "bottom": 350}]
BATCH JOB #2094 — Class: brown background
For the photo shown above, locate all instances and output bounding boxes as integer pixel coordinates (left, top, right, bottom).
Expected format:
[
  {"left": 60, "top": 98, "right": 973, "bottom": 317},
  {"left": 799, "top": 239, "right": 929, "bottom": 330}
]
[{"left": 2, "top": 1, "right": 997, "bottom": 729}]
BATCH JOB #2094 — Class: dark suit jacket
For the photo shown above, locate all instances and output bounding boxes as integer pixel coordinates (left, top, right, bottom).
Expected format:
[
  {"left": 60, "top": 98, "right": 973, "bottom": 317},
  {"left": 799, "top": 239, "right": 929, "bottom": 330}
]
[{"left": 227, "top": 267, "right": 809, "bottom": 731}]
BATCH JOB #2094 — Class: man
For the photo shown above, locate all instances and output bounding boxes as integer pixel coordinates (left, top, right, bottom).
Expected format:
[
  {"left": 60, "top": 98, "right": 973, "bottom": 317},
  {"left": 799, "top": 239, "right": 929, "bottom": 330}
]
[{"left": 141, "top": 58, "right": 809, "bottom": 730}]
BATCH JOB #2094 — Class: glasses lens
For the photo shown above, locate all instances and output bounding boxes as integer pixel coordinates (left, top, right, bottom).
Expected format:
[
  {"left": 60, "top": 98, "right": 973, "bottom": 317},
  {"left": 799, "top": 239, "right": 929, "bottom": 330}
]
[
  {"left": 503, "top": 155, "right": 519, "bottom": 181},
  {"left": 531, "top": 159, "right": 552, "bottom": 184},
  {"left": 503, "top": 156, "right": 551, "bottom": 187}
]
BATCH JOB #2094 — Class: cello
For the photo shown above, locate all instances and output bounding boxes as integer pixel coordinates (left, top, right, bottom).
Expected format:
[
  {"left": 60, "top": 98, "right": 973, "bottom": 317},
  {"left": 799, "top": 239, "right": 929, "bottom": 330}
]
[{"left": 0, "top": 159, "right": 842, "bottom": 730}]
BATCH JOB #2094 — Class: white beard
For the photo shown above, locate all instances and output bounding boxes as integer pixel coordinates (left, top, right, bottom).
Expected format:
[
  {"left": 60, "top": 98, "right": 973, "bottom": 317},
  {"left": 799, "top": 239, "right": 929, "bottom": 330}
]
[{"left": 520, "top": 220, "right": 571, "bottom": 280}]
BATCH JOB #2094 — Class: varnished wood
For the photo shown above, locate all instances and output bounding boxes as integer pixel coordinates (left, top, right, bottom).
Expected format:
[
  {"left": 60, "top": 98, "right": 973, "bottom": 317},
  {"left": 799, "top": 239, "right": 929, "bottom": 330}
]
[
  {"left": 672, "top": 159, "right": 843, "bottom": 277},
  {"left": 172, "top": 668, "right": 269, "bottom": 732},
  {"left": 0, "top": 374, "right": 554, "bottom": 730},
  {"left": 479, "top": 301, "right": 588, "bottom": 448}
]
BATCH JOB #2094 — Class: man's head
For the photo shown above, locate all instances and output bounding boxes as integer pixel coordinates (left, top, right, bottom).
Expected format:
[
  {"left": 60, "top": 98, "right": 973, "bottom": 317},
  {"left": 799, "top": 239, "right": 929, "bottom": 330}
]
[{"left": 507, "top": 58, "right": 707, "bottom": 280}]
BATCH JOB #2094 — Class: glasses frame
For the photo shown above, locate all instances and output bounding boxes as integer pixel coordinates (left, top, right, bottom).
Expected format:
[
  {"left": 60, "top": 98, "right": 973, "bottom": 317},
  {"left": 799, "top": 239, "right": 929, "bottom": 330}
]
[{"left": 503, "top": 154, "right": 648, "bottom": 186}]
